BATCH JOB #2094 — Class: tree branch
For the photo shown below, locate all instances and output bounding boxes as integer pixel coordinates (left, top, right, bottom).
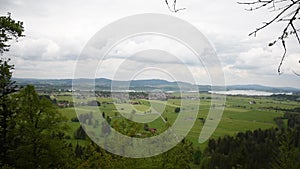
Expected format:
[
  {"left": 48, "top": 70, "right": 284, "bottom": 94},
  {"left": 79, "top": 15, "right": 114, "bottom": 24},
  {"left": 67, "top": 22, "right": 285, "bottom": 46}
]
[
  {"left": 238, "top": 0, "right": 300, "bottom": 74},
  {"left": 165, "top": 0, "right": 186, "bottom": 13},
  {"left": 248, "top": 2, "right": 296, "bottom": 37}
]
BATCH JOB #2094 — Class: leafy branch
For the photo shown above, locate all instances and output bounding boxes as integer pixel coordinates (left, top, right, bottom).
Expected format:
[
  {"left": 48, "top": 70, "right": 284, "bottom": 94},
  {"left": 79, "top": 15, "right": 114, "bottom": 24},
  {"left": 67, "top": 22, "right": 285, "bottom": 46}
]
[{"left": 0, "top": 12, "right": 24, "bottom": 54}]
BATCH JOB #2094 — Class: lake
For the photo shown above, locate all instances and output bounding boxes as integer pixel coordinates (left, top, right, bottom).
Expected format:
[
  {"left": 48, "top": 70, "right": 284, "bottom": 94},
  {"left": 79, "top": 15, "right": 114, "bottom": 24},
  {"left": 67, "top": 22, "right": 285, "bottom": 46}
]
[{"left": 209, "top": 90, "right": 293, "bottom": 96}]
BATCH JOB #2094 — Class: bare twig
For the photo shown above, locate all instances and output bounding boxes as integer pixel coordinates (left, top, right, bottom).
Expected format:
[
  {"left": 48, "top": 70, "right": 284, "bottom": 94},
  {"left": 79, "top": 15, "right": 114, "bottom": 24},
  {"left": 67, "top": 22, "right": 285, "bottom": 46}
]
[
  {"left": 165, "top": 0, "right": 186, "bottom": 13},
  {"left": 248, "top": 2, "right": 296, "bottom": 37},
  {"left": 278, "top": 4, "right": 299, "bottom": 73},
  {"left": 278, "top": 39, "right": 287, "bottom": 74},
  {"left": 238, "top": 0, "right": 300, "bottom": 74}
]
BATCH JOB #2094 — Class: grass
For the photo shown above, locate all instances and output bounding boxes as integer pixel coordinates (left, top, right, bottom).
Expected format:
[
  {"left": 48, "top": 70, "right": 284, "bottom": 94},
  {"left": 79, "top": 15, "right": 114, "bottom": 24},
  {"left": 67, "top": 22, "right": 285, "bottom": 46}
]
[{"left": 56, "top": 93, "right": 298, "bottom": 151}]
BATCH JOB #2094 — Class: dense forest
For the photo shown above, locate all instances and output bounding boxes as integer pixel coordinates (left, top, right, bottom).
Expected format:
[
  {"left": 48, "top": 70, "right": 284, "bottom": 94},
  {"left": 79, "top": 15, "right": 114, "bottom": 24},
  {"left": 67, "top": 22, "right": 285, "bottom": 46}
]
[{"left": 201, "top": 127, "right": 300, "bottom": 168}]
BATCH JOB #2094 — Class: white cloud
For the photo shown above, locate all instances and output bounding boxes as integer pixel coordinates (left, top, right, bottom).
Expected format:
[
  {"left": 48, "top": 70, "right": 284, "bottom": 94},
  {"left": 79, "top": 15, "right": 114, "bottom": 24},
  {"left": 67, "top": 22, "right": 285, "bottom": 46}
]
[
  {"left": 282, "top": 53, "right": 300, "bottom": 75},
  {"left": 8, "top": 38, "right": 79, "bottom": 61},
  {"left": 10, "top": 57, "right": 77, "bottom": 79},
  {"left": 234, "top": 47, "right": 278, "bottom": 71},
  {"left": 0, "top": 0, "right": 299, "bottom": 87}
]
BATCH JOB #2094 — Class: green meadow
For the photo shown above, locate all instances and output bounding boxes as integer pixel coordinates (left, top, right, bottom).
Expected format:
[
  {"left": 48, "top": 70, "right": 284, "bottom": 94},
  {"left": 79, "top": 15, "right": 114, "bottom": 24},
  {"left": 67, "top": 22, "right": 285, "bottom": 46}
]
[{"left": 54, "top": 92, "right": 299, "bottom": 150}]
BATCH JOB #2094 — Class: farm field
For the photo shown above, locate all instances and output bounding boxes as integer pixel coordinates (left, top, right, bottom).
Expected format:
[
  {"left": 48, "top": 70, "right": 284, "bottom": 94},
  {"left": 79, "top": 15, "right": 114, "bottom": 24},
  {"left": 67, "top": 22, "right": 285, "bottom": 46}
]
[{"left": 54, "top": 92, "right": 298, "bottom": 149}]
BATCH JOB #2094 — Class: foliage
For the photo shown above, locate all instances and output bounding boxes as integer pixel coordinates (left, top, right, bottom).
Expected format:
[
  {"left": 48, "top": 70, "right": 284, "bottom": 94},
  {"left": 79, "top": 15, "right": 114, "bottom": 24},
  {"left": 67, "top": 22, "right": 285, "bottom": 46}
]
[
  {"left": 194, "top": 147, "right": 202, "bottom": 165},
  {"left": 7, "top": 85, "right": 74, "bottom": 168},
  {"left": 0, "top": 13, "right": 24, "bottom": 166},
  {"left": 0, "top": 13, "right": 24, "bottom": 54},
  {"left": 201, "top": 128, "right": 281, "bottom": 169},
  {"left": 71, "top": 116, "right": 79, "bottom": 122},
  {"left": 201, "top": 106, "right": 300, "bottom": 169},
  {"left": 76, "top": 138, "right": 195, "bottom": 169},
  {"left": 174, "top": 107, "right": 180, "bottom": 113},
  {"left": 74, "top": 125, "right": 87, "bottom": 140},
  {"left": 272, "top": 129, "right": 300, "bottom": 169},
  {"left": 0, "top": 59, "right": 17, "bottom": 163}
]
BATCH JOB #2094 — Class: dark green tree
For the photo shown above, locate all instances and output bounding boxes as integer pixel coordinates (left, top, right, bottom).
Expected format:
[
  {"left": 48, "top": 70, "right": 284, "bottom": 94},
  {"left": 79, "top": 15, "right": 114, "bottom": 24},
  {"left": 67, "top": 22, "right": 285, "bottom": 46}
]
[
  {"left": 202, "top": 128, "right": 281, "bottom": 169},
  {"left": 75, "top": 142, "right": 85, "bottom": 158},
  {"left": 10, "top": 85, "right": 74, "bottom": 168},
  {"left": 0, "top": 13, "right": 24, "bottom": 165},
  {"left": 77, "top": 140, "right": 114, "bottom": 169},
  {"left": 272, "top": 129, "right": 300, "bottom": 169},
  {"left": 194, "top": 147, "right": 202, "bottom": 165},
  {"left": 0, "top": 13, "right": 24, "bottom": 54},
  {"left": 175, "top": 107, "right": 180, "bottom": 113},
  {"left": 74, "top": 125, "right": 87, "bottom": 140},
  {"left": 0, "top": 59, "right": 17, "bottom": 163}
]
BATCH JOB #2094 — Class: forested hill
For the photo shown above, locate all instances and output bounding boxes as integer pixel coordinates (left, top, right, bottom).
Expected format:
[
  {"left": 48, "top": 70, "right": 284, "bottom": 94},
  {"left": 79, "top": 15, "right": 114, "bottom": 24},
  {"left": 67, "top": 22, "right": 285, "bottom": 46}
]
[{"left": 13, "top": 78, "right": 300, "bottom": 93}]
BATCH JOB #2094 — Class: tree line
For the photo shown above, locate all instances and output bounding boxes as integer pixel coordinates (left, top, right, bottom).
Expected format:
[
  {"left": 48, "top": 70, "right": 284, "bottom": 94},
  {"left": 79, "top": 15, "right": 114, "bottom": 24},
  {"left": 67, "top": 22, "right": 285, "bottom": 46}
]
[{"left": 200, "top": 106, "right": 300, "bottom": 169}]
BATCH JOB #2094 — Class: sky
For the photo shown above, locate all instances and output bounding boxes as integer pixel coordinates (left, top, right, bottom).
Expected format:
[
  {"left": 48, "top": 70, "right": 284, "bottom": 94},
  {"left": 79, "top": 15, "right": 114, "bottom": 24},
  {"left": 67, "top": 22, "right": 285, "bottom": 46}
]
[{"left": 0, "top": 0, "right": 299, "bottom": 88}]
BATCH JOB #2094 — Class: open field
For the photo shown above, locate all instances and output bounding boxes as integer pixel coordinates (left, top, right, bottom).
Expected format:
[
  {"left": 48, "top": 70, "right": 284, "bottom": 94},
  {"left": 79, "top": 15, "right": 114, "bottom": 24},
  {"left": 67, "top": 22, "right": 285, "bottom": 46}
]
[{"left": 55, "top": 92, "right": 298, "bottom": 149}]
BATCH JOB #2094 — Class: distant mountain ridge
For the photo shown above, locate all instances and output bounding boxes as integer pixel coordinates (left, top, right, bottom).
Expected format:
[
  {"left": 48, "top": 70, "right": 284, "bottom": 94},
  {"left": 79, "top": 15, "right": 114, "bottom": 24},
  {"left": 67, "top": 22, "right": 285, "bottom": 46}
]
[{"left": 12, "top": 78, "right": 300, "bottom": 93}]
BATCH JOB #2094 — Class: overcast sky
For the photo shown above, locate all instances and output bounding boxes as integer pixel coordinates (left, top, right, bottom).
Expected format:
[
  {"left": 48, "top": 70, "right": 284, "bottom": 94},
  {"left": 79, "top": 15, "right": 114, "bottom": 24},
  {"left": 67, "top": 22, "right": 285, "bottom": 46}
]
[{"left": 0, "top": 0, "right": 299, "bottom": 88}]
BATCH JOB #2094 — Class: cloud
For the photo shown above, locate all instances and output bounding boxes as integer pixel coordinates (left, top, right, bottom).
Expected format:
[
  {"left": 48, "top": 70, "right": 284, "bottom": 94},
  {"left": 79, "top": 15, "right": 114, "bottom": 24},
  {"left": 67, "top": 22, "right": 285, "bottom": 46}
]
[
  {"left": 0, "top": 0, "right": 299, "bottom": 87},
  {"left": 7, "top": 38, "right": 80, "bottom": 61},
  {"left": 234, "top": 47, "right": 278, "bottom": 71},
  {"left": 282, "top": 53, "right": 300, "bottom": 75},
  {"left": 10, "top": 57, "right": 77, "bottom": 78},
  {"left": 102, "top": 35, "right": 205, "bottom": 66}
]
